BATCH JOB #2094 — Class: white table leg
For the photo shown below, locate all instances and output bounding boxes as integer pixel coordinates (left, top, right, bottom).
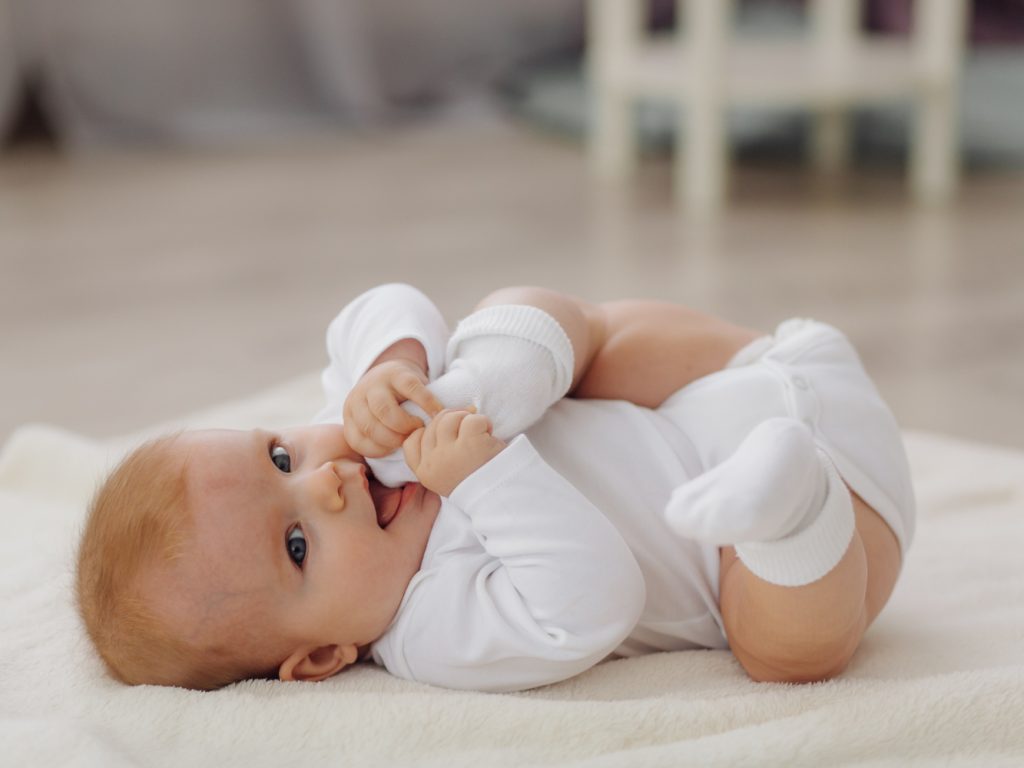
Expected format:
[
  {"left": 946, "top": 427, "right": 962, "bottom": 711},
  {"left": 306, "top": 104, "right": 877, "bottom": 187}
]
[
  {"left": 911, "top": 0, "right": 968, "bottom": 205},
  {"left": 587, "top": 0, "right": 645, "bottom": 179},
  {"left": 810, "top": 0, "right": 858, "bottom": 175},
  {"left": 680, "top": 0, "right": 731, "bottom": 213}
]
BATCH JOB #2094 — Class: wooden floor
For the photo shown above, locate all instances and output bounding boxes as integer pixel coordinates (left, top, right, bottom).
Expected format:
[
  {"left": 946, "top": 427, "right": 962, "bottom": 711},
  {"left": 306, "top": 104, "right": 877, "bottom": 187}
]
[{"left": 2, "top": 116, "right": 1022, "bottom": 450}]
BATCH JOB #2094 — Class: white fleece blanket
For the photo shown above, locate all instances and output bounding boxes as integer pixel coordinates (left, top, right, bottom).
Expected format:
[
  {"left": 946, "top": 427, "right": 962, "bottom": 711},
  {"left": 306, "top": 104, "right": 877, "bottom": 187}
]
[{"left": 2, "top": 374, "right": 1022, "bottom": 768}]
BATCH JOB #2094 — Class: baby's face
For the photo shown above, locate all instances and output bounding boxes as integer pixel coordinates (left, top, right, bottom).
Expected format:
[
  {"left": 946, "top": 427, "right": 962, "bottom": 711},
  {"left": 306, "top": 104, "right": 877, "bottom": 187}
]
[{"left": 155, "top": 424, "right": 440, "bottom": 679}]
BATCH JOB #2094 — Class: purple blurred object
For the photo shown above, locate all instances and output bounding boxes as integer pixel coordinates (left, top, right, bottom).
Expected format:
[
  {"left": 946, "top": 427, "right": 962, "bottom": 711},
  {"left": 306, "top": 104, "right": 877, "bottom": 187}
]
[
  {"left": 650, "top": 1, "right": 1024, "bottom": 45},
  {"left": 867, "top": 0, "right": 1024, "bottom": 44}
]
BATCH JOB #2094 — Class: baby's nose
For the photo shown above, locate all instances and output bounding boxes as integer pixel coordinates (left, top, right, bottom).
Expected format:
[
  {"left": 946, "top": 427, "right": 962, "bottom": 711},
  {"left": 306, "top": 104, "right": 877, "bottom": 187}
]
[{"left": 307, "top": 462, "right": 346, "bottom": 511}]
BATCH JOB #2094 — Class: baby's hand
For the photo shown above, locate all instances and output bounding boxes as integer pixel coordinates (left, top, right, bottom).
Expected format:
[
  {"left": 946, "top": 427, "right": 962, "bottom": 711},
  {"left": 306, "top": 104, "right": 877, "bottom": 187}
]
[
  {"left": 343, "top": 360, "right": 445, "bottom": 458},
  {"left": 402, "top": 409, "right": 506, "bottom": 497}
]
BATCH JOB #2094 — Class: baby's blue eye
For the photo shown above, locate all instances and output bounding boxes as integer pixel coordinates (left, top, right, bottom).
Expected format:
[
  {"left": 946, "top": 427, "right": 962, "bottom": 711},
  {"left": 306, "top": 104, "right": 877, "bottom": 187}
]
[
  {"left": 271, "top": 444, "right": 291, "bottom": 473},
  {"left": 287, "top": 526, "right": 307, "bottom": 568}
]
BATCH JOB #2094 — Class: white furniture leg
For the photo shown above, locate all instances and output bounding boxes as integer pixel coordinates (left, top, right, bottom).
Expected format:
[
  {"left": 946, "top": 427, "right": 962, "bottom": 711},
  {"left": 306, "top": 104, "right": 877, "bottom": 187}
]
[
  {"left": 911, "top": 0, "right": 968, "bottom": 205},
  {"left": 680, "top": 0, "right": 730, "bottom": 213},
  {"left": 810, "top": 0, "right": 857, "bottom": 174},
  {"left": 587, "top": 0, "right": 645, "bottom": 179},
  {"left": 584, "top": 0, "right": 967, "bottom": 210}
]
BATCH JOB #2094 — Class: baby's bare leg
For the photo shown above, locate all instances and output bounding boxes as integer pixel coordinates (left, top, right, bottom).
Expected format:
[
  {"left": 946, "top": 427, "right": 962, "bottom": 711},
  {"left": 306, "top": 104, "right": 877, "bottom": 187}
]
[
  {"left": 573, "top": 300, "right": 761, "bottom": 408},
  {"left": 718, "top": 490, "right": 902, "bottom": 683}
]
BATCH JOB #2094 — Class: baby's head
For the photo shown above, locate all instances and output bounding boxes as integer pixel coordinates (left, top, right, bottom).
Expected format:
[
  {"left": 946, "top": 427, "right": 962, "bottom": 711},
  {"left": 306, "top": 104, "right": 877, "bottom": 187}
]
[{"left": 76, "top": 424, "right": 440, "bottom": 690}]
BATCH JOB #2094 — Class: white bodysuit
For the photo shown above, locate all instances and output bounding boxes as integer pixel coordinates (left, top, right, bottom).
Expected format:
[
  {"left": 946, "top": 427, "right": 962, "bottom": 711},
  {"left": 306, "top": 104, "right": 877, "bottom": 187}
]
[{"left": 313, "top": 284, "right": 915, "bottom": 693}]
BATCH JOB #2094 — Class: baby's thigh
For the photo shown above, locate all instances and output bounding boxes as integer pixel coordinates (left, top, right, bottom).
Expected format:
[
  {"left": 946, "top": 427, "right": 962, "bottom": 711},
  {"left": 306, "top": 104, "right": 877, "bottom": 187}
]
[
  {"left": 718, "top": 487, "right": 902, "bottom": 629},
  {"left": 851, "top": 490, "right": 902, "bottom": 628},
  {"left": 575, "top": 300, "right": 761, "bottom": 409}
]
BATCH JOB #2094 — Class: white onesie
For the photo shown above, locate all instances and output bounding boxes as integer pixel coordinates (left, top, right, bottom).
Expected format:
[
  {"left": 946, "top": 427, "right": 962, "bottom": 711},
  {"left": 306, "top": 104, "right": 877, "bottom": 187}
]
[{"left": 313, "top": 284, "right": 915, "bottom": 693}]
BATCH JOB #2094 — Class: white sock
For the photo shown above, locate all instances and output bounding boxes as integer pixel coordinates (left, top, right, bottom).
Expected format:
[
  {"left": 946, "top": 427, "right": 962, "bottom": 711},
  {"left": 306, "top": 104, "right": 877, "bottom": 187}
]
[
  {"left": 368, "top": 304, "right": 575, "bottom": 487},
  {"left": 664, "top": 418, "right": 855, "bottom": 587},
  {"left": 408, "top": 304, "right": 575, "bottom": 440}
]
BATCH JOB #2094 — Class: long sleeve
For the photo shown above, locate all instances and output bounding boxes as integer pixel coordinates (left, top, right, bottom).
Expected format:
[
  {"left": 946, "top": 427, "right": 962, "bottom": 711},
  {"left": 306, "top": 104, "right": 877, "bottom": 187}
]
[
  {"left": 312, "top": 283, "right": 450, "bottom": 424},
  {"left": 371, "top": 435, "right": 648, "bottom": 693}
]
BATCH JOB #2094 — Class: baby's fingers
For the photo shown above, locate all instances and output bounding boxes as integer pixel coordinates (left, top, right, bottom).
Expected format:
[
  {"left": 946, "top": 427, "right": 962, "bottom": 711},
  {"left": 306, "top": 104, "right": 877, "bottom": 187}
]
[
  {"left": 347, "top": 418, "right": 403, "bottom": 458},
  {"left": 344, "top": 399, "right": 403, "bottom": 454},
  {"left": 368, "top": 388, "right": 423, "bottom": 436},
  {"left": 394, "top": 373, "right": 445, "bottom": 419},
  {"left": 458, "top": 413, "right": 493, "bottom": 438},
  {"left": 402, "top": 427, "right": 425, "bottom": 471},
  {"left": 436, "top": 409, "right": 471, "bottom": 443}
]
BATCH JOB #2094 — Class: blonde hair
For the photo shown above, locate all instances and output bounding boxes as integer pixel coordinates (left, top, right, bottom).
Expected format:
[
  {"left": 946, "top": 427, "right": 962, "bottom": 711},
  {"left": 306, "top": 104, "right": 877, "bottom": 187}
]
[{"left": 75, "top": 433, "right": 275, "bottom": 690}]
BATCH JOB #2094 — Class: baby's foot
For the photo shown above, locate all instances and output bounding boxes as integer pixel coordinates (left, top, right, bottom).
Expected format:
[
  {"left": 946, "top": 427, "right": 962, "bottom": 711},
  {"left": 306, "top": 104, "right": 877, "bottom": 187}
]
[{"left": 664, "top": 417, "right": 825, "bottom": 545}]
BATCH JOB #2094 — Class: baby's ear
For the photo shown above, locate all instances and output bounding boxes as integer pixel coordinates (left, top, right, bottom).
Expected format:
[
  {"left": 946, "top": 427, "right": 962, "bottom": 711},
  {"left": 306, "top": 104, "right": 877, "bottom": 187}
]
[{"left": 279, "top": 644, "right": 358, "bottom": 682}]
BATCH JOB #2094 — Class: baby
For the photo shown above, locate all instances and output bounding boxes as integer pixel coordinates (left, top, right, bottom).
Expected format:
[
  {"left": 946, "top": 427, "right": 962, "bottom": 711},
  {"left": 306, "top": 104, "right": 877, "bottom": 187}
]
[{"left": 76, "top": 284, "right": 914, "bottom": 692}]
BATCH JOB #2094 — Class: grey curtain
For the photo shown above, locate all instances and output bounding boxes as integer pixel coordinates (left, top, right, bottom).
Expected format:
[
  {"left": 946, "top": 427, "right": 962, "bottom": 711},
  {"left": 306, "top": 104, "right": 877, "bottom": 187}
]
[
  {"left": 0, "top": 0, "right": 19, "bottom": 139},
  {"left": 0, "top": 0, "right": 583, "bottom": 148}
]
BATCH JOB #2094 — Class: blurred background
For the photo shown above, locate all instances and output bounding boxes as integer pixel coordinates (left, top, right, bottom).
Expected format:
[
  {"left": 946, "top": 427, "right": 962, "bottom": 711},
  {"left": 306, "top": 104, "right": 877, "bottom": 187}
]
[{"left": 1, "top": 0, "right": 1022, "bottom": 449}]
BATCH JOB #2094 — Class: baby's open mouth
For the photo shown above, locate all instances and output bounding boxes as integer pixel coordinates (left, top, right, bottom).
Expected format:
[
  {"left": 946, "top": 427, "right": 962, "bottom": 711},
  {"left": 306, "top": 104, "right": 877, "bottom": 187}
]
[{"left": 368, "top": 470, "right": 417, "bottom": 529}]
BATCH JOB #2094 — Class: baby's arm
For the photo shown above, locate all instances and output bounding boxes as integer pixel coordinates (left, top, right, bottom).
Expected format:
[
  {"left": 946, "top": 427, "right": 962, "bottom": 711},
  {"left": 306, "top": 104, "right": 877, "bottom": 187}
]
[
  {"left": 315, "top": 284, "right": 455, "bottom": 484},
  {"left": 316, "top": 283, "right": 450, "bottom": 425},
  {"left": 375, "top": 432, "right": 647, "bottom": 692},
  {"left": 332, "top": 287, "right": 580, "bottom": 449}
]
